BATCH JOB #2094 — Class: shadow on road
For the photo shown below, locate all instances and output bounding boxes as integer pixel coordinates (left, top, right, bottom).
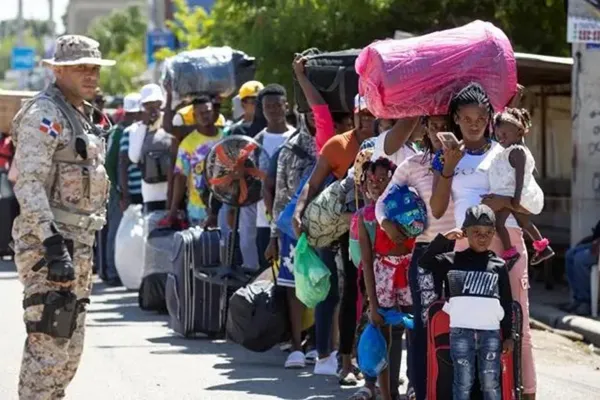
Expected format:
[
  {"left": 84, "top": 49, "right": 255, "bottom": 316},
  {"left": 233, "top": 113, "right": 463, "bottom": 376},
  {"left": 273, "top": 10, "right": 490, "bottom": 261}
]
[{"left": 145, "top": 335, "right": 346, "bottom": 399}]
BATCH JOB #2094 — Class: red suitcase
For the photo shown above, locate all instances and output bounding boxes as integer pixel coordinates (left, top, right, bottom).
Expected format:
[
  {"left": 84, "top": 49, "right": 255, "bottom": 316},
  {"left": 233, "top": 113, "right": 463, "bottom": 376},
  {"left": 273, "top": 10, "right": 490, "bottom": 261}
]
[{"left": 426, "top": 300, "right": 523, "bottom": 400}]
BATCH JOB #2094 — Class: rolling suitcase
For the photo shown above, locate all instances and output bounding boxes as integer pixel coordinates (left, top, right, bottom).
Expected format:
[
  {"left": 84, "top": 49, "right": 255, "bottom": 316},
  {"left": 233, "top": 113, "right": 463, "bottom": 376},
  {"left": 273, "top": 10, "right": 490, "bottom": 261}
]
[
  {"left": 166, "top": 226, "right": 239, "bottom": 337},
  {"left": 426, "top": 300, "right": 522, "bottom": 400}
]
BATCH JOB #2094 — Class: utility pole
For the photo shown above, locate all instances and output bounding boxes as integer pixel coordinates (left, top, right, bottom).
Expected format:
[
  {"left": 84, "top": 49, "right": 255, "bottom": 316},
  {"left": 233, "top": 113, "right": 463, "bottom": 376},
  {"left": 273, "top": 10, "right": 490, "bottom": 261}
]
[
  {"left": 48, "top": 0, "right": 55, "bottom": 37},
  {"left": 17, "top": 0, "right": 26, "bottom": 90}
]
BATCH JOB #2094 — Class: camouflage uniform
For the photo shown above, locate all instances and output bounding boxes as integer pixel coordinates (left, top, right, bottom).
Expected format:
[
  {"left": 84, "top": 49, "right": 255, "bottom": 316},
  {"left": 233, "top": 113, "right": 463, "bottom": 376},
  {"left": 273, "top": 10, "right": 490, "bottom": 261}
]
[{"left": 11, "top": 36, "right": 113, "bottom": 400}]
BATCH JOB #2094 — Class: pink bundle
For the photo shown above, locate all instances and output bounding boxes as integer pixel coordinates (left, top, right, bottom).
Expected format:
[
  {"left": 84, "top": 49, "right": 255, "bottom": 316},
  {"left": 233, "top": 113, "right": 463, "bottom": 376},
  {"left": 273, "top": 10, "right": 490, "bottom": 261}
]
[{"left": 356, "top": 20, "right": 517, "bottom": 119}]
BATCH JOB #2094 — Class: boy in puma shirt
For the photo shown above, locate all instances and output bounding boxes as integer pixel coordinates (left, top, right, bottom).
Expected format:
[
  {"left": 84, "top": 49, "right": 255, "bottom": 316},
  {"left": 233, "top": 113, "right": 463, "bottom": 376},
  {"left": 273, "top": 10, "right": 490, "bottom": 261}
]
[{"left": 419, "top": 204, "right": 513, "bottom": 400}]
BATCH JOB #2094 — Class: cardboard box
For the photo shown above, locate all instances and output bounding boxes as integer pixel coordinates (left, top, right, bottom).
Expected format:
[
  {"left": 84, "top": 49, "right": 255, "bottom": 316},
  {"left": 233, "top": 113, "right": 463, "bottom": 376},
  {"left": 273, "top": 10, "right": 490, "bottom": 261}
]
[{"left": 0, "top": 90, "right": 37, "bottom": 135}]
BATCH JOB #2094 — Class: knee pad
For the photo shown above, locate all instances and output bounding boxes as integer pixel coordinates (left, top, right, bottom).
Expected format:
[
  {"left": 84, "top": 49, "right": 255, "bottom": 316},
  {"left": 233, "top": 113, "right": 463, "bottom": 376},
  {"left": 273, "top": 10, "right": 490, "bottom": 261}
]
[{"left": 23, "top": 291, "right": 86, "bottom": 339}]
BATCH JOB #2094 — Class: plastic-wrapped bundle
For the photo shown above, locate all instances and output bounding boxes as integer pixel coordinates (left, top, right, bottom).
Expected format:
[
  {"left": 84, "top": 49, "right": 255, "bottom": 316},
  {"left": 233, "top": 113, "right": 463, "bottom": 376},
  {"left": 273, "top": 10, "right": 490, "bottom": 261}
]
[
  {"left": 162, "top": 47, "right": 256, "bottom": 97},
  {"left": 356, "top": 20, "right": 517, "bottom": 118},
  {"left": 381, "top": 184, "right": 428, "bottom": 238}
]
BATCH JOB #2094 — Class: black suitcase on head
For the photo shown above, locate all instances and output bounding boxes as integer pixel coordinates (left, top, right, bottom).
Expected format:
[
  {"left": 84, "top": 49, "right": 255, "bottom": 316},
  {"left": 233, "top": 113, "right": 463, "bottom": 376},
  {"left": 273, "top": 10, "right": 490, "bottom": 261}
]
[{"left": 294, "top": 48, "right": 361, "bottom": 114}]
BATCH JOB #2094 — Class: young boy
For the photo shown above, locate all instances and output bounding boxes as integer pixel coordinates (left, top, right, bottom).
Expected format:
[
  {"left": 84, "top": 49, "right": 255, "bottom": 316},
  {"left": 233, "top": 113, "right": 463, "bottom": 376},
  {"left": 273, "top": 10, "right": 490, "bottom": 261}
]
[{"left": 419, "top": 204, "right": 514, "bottom": 400}]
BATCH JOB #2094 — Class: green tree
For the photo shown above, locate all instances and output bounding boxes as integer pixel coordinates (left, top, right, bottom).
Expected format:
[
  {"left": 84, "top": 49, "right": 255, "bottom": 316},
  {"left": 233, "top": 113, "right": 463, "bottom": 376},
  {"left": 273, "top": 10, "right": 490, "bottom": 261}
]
[
  {"left": 87, "top": 6, "right": 148, "bottom": 94},
  {"left": 201, "top": 0, "right": 569, "bottom": 94},
  {"left": 155, "top": 0, "right": 213, "bottom": 60}
]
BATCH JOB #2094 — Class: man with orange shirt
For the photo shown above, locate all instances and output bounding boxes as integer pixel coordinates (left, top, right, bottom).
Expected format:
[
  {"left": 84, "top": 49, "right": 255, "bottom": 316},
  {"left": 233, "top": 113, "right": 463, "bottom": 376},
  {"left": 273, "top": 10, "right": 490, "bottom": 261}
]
[{"left": 293, "top": 94, "right": 376, "bottom": 379}]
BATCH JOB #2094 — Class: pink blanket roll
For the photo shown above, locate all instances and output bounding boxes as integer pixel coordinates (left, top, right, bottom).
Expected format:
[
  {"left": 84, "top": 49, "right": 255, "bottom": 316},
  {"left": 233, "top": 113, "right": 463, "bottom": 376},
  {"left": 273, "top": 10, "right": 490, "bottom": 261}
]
[{"left": 356, "top": 20, "right": 517, "bottom": 119}]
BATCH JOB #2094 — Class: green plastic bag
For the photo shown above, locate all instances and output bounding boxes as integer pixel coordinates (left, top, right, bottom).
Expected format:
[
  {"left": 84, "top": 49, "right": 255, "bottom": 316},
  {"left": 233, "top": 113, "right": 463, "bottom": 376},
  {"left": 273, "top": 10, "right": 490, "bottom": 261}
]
[{"left": 294, "top": 233, "right": 331, "bottom": 308}]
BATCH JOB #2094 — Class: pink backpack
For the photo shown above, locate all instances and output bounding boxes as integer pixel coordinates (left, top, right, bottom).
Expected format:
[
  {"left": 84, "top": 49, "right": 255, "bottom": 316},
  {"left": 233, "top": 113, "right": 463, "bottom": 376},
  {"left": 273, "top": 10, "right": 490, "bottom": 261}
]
[{"left": 356, "top": 20, "right": 517, "bottom": 119}]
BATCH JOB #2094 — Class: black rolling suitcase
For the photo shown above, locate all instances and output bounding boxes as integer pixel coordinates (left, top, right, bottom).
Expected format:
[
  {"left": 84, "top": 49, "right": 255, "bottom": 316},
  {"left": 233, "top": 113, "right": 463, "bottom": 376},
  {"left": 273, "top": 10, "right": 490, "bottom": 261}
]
[
  {"left": 166, "top": 226, "right": 247, "bottom": 338},
  {"left": 0, "top": 170, "right": 19, "bottom": 257},
  {"left": 294, "top": 48, "right": 361, "bottom": 113}
]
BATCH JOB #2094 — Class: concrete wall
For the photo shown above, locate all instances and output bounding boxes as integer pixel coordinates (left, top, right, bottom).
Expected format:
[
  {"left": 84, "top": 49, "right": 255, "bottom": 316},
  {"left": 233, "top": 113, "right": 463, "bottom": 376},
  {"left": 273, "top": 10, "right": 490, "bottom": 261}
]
[{"left": 571, "top": 43, "right": 600, "bottom": 244}]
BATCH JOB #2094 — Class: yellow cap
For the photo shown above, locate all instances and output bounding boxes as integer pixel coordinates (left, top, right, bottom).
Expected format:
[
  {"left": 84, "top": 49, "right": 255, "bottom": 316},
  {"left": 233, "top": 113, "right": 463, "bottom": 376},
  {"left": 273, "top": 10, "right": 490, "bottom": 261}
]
[{"left": 239, "top": 80, "right": 264, "bottom": 100}]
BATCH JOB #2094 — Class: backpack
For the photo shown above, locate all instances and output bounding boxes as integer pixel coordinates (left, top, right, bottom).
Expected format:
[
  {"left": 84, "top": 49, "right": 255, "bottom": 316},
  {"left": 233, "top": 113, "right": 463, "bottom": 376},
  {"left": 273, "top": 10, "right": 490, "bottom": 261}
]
[{"left": 140, "top": 129, "right": 173, "bottom": 184}]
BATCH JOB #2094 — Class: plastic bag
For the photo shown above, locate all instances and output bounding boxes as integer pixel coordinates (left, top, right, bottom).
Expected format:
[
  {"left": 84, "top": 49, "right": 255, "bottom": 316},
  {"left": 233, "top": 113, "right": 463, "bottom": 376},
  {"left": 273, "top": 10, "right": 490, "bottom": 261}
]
[
  {"left": 162, "top": 47, "right": 254, "bottom": 98},
  {"left": 276, "top": 174, "right": 310, "bottom": 240},
  {"left": 379, "top": 308, "right": 414, "bottom": 330},
  {"left": 357, "top": 324, "right": 388, "bottom": 377},
  {"left": 115, "top": 204, "right": 145, "bottom": 290},
  {"left": 381, "top": 184, "right": 428, "bottom": 238},
  {"left": 356, "top": 20, "right": 517, "bottom": 118},
  {"left": 294, "top": 233, "right": 331, "bottom": 308}
]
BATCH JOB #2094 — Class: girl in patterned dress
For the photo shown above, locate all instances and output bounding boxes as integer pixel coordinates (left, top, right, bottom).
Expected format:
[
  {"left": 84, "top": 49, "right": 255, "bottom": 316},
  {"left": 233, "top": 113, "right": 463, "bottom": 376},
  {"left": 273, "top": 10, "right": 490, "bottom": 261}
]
[
  {"left": 358, "top": 157, "right": 415, "bottom": 400},
  {"left": 489, "top": 108, "right": 554, "bottom": 267}
]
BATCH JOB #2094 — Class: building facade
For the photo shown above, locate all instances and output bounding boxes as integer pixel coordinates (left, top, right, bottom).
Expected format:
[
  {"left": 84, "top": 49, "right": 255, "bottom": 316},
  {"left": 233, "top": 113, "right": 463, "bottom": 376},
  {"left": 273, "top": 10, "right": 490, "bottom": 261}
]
[{"left": 65, "top": 0, "right": 146, "bottom": 35}]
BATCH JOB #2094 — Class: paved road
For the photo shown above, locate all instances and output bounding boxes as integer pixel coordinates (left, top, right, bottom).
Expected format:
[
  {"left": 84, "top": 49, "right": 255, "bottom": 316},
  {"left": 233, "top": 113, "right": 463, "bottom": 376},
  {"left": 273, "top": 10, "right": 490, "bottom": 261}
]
[{"left": 1, "top": 259, "right": 599, "bottom": 399}]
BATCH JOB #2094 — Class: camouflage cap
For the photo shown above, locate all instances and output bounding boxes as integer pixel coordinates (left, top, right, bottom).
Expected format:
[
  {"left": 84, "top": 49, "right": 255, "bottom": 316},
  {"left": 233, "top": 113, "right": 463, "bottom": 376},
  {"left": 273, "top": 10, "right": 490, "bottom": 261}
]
[{"left": 42, "top": 35, "right": 115, "bottom": 67}]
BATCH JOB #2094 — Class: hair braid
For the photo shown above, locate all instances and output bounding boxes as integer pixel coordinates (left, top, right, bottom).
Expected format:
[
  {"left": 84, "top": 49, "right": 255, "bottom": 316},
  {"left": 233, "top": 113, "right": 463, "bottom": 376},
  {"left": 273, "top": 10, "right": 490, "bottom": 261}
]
[{"left": 448, "top": 82, "right": 494, "bottom": 140}]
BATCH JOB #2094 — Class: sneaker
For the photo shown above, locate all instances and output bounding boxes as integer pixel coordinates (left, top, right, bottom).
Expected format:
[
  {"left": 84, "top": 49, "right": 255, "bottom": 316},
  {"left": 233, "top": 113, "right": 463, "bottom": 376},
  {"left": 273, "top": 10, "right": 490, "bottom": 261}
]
[
  {"left": 305, "top": 349, "right": 318, "bottom": 364},
  {"left": 285, "top": 351, "right": 306, "bottom": 369},
  {"left": 314, "top": 353, "right": 339, "bottom": 376}
]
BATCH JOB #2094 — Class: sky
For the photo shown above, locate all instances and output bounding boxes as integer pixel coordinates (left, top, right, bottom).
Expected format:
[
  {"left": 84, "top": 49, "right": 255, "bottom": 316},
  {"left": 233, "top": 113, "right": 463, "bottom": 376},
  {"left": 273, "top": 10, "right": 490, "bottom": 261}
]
[{"left": 1, "top": 0, "right": 69, "bottom": 33}]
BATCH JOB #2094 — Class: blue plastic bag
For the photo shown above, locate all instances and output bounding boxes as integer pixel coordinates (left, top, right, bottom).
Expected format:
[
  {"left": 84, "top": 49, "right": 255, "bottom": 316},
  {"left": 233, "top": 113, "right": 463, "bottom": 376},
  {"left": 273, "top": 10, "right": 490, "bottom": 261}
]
[
  {"left": 357, "top": 324, "right": 389, "bottom": 378},
  {"left": 293, "top": 233, "right": 331, "bottom": 308},
  {"left": 382, "top": 184, "right": 428, "bottom": 238},
  {"left": 379, "top": 308, "right": 414, "bottom": 330},
  {"left": 277, "top": 174, "right": 310, "bottom": 240}
]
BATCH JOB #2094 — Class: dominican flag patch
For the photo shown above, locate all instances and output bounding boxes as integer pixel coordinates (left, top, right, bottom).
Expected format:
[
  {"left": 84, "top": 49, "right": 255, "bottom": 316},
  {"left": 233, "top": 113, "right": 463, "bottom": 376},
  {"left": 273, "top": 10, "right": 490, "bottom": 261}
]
[{"left": 39, "top": 118, "right": 62, "bottom": 138}]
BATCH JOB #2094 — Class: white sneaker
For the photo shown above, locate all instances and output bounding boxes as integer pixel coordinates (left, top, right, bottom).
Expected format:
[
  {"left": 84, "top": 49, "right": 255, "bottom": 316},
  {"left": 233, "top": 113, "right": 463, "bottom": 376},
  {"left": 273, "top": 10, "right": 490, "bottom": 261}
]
[
  {"left": 314, "top": 353, "right": 339, "bottom": 376},
  {"left": 305, "top": 349, "right": 318, "bottom": 365},
  {"left": 285, "top": 351, "right": 306, "bottom": 369}
]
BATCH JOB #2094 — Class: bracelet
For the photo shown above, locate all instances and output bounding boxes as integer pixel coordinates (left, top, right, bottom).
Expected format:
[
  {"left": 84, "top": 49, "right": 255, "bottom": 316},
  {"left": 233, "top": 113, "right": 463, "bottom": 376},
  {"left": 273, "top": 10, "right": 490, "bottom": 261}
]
[{"left": 440, "top": 171, "right": 454, "bottom": 179}]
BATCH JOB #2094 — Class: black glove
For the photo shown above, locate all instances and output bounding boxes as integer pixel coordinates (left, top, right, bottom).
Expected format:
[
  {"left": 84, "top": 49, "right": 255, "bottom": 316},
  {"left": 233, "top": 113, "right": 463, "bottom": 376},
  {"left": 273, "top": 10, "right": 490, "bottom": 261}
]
[{"left": 43, "top": 235, "right": 75, "bottom": 283}]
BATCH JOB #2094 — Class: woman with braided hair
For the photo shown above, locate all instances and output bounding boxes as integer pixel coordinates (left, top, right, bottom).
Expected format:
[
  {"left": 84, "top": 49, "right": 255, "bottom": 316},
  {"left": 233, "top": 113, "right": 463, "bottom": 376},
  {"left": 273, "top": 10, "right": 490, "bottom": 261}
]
[
  {"left": 490, "top": 108, "right": 554, "bottom": 267},
  {"left": 429, "top": 82, "right": 537, "bottom": 399}
]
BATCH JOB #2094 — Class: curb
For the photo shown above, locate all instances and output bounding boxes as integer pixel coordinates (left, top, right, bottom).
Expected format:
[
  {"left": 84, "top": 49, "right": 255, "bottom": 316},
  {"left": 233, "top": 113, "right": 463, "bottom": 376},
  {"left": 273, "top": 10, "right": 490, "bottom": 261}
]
[{"left": 530, "top": 303, "right": 600, "bottom": 347}]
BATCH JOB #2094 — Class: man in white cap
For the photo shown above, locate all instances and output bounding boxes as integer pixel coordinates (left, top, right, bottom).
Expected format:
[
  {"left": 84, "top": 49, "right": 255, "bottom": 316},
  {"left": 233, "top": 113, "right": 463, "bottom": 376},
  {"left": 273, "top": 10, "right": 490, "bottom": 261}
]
[
  {"left": 9, "top": 35, "right": 114, "bottom": 399},
  {"left": 128, "top": 83, "right": 175, "bottom": 214},
  {"left": 102, "top": 93, "right": 142, "bottom": 286}
]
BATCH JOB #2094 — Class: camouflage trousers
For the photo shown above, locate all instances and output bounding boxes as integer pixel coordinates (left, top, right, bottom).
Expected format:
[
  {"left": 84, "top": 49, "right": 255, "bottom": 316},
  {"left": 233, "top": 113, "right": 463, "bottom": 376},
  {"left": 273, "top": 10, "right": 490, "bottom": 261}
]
[{"left": 15, "top": 241, "right": 93, "bottom": 400}]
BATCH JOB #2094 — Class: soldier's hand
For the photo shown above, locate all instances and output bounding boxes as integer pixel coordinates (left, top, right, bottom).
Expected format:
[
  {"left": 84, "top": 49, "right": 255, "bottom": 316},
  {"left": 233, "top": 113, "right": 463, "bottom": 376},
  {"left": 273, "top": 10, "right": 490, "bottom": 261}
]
[{"left": 43, "top": 235, "right": 75, "bottom": 284}]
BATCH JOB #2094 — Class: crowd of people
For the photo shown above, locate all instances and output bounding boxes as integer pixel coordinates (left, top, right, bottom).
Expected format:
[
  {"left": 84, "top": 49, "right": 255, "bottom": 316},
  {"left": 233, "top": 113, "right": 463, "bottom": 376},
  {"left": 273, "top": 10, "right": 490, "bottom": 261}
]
[{"left": 91, "top": 48, "right": 559, "bottom": 400}]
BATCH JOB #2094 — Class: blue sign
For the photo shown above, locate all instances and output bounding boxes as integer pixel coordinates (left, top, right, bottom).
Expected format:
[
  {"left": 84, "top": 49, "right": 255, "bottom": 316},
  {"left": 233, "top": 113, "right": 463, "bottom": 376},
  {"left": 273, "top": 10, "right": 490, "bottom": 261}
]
[
  {"left": 146, "top": 30, "right": 176, "bottom": 65},
  {"left": 11, "top": 47, "right": 36, "bottom": 71}
]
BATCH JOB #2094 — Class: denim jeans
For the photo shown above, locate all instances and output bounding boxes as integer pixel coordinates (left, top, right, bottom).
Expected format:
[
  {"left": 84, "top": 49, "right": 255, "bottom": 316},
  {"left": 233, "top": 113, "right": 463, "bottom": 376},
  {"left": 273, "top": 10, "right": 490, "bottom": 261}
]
[
  {"left": 450, "top": 328, "right": 502, "bottom": 400},
  {"left": 565, "top": 242, "right": 595, "bottom": 303}
]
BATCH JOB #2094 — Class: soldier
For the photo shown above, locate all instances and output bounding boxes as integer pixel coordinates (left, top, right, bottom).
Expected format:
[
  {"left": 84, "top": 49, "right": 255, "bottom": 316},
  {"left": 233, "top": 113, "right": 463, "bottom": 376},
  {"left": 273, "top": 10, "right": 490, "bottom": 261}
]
[{"left": 10, "top": 35, "right": 114, "bottom": 400}]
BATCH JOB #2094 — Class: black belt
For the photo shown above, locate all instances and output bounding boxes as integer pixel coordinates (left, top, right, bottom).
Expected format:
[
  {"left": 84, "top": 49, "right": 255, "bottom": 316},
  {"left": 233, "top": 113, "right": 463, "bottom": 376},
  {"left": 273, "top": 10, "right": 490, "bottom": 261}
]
[{"left": 143, "top": 201, "right": 166, "bottom": 214}]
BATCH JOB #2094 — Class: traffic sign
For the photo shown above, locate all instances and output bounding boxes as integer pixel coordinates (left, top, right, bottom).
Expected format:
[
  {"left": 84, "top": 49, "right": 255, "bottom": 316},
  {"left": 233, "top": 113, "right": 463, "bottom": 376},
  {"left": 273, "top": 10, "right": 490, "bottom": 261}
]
[
  {"left": 11, "top": 47, "right": 36, "bottom": 71},
  {"left": 146, "top": 30, "right": 176, "bottom": 66}
]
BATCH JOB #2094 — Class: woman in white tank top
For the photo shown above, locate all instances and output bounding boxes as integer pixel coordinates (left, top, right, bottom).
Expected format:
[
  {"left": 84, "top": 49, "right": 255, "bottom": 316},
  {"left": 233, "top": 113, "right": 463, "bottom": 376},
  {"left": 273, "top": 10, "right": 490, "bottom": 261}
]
[{"left": 429, "top": 82, "right": 537, "bottom": 399}]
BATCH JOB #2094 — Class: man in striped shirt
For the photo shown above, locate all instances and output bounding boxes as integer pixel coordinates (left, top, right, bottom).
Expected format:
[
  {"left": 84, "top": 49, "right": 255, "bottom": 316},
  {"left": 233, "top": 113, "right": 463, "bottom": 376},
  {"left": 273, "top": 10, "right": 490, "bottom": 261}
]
[{"left": 119, "top": 122, "right": 144, "bottom": 210}]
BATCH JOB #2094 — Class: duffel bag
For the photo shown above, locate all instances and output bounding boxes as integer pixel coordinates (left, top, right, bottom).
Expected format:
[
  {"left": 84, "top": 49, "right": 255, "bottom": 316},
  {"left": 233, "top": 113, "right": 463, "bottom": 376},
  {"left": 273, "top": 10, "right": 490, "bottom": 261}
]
[
  {"left": 226, "top": 267, "right": 290, "bottom": 352},
  {"left": 356, "top": 20, "right": 517, "bottom": 118},
  {"left": 162, "top": 46, "right": 256, "bottom": 98},
  {"left": 301, "top": 176, "right": 353, "bottom": 249},
  {"left": 294, "top": 48, "right": 361, "bottom": 114}
]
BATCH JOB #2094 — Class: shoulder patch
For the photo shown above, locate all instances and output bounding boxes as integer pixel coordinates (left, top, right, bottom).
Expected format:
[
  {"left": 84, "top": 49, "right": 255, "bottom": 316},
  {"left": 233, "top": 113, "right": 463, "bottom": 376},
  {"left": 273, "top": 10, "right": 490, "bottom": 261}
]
[{"left": 39, "top": 118, "right": 62, "bottom": 138}]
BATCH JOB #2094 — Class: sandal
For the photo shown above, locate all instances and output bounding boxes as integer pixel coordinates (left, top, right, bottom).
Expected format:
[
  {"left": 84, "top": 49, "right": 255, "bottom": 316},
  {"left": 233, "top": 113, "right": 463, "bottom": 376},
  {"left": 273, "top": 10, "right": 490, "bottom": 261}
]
[
  {"left": 339, "top": 371, "right": 358, "bottom": 386},
  {"left": 531, "top": 239, "right": 555, "bottom": 265},
  {"left": 348, "top": 387, "right": 374, "bottom": 400}
]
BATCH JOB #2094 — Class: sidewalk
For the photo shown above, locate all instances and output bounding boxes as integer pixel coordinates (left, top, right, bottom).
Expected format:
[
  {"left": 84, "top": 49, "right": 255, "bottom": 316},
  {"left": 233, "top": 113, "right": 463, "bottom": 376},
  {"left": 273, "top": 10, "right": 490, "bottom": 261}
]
[{"left": 529, "top": 281, "right": 600, "bottom": 347}]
